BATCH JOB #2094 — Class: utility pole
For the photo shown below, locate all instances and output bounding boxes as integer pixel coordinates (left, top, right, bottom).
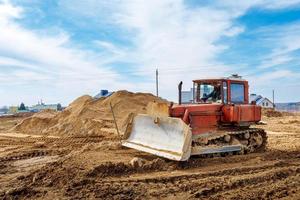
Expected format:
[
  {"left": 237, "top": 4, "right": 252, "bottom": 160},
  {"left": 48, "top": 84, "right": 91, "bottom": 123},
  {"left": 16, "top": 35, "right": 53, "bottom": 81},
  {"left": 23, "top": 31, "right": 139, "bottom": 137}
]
[
  {"left": 272, "top": 89, "right": 275, "bottom": 109},
  {"left": 156, "top": 68, "right": 159, "bottom": 97}
]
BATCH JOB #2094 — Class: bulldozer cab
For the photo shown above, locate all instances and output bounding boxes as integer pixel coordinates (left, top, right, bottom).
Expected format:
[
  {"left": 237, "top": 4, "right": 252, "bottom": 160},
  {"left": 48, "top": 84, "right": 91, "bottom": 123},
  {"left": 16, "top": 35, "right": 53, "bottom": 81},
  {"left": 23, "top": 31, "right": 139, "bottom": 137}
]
[{"left": 193, "top": 75, "right": 249, "bottom": 105}]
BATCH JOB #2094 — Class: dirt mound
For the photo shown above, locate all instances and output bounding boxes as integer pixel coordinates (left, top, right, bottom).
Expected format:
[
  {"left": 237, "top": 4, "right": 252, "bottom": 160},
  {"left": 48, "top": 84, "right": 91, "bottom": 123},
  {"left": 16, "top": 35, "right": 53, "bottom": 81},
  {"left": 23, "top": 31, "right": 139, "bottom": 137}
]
[
  {"left": 262, "top": 108, "right": 298, "bottom": 118},
  {"left": 13, "top": 91, "right": 167, "bottom": 137},
  {"left": 262, "top": 108, "right": 283, "bottom": 117},
  {"left": 13, "top": 110, "right": 58, "bottom": 135}
]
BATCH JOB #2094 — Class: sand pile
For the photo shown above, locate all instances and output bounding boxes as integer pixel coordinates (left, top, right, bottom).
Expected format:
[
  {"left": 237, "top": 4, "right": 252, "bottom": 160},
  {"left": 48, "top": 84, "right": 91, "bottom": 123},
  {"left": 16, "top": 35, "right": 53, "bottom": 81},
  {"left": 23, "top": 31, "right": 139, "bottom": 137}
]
[
  {"left": 13, "top": 110, "right": 58, "bottom": 135},
  {"left": 262, "top": 108, "right": 283, "bottom": 117},
  {"left": 14, "top": 91, "right": 167, "bottom": 137}
]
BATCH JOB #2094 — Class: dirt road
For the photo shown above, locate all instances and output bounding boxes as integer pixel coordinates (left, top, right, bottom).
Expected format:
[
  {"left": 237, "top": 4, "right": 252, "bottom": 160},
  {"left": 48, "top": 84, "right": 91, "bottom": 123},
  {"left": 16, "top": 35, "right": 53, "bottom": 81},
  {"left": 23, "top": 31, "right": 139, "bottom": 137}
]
[{"left": 0, "top": 114, "right": 299, "bottom": 199}]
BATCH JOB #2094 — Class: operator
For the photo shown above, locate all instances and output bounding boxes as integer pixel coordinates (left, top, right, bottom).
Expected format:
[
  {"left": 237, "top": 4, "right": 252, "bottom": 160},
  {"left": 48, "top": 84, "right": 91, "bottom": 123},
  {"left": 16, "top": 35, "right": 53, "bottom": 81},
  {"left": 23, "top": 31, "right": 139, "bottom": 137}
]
[{"left": 202, "top": 85, "right": 221, "bottom": 102}]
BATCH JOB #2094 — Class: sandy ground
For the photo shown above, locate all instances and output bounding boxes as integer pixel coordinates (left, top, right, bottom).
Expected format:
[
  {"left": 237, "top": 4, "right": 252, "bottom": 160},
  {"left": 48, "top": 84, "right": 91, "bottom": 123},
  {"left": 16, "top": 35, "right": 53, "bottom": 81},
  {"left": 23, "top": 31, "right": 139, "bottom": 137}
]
[{"left": 0, "top": 114, "right": 299, "bottom": 199}]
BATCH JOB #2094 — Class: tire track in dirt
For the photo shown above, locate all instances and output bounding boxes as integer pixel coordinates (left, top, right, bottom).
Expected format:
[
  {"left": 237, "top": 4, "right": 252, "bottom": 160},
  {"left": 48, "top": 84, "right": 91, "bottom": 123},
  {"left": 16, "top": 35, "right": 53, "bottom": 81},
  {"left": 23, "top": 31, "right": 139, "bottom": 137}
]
[
  {"left": 62, "top": 156, "right": 300, "bottom": 199},
  {"left": 0, "top": 135, "right": 105, "bottom": 147},
  {"left": 189, "top": 167, "right": 300, "bottom": 200},
  {"left": 2, "top": 150, "right": 300, "bottom": 200},
  {"left": 0, "top": 150, "right": 50, "bottom": 162},
  {"left": 82, "top": 150, "right": 300, "bottom": 180},
  {"left": 70, "top": 165, "right": 300, "bottom": 199},
  {"left": 105, "top": 161, "right": 300, "bottom": 182},
  {"left": 208, "top": 173, "right": 300, "bottom": 200}
]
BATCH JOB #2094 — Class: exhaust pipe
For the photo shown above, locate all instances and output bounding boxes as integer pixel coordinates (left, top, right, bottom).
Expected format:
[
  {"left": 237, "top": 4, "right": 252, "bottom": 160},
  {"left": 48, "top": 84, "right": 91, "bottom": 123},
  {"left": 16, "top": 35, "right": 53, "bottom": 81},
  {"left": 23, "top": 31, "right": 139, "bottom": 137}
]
[{"left": 178, "top": 81, "right": 183, "bottom": 105}]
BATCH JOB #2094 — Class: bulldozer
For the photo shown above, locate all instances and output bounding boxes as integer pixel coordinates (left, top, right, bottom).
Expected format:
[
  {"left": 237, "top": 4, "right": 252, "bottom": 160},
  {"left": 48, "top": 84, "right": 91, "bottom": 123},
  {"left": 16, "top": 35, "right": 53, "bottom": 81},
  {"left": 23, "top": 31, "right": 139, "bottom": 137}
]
[{"left": 122, "top": 75, "right": 267, "bottom": 161}]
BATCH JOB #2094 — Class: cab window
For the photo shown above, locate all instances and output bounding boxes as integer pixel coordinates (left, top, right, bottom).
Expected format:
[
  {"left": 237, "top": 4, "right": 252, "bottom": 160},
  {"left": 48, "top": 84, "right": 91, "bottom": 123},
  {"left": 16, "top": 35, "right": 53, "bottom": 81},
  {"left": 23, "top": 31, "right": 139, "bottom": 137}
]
[
  {"left": 230, "top": 83, "right": 244, "bottom": 103},
  {"left": 197, "top": 83, "right": 222, "bottom": 103}
]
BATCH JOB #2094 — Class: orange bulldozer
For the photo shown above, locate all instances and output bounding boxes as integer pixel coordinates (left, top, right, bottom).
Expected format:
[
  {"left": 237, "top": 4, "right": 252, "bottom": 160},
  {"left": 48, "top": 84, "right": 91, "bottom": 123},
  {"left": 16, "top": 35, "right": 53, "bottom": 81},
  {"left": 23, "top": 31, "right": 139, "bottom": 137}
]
[{"left": 122, "top": 75, "right": 267, "bottom": 161}]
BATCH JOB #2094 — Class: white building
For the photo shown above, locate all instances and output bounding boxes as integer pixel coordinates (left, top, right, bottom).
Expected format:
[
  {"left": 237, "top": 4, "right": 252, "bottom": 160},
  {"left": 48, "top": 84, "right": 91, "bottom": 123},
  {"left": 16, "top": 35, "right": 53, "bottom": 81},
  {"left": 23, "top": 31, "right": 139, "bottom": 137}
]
[
  {"left": 181, "top": 88, "right": 193, "bottom": 104},
  {"left": 250, "top": 94, "right": 274, "bottom": 108},
  {"left": 29, "top": 103, "right": 61, "bottom": 112}
]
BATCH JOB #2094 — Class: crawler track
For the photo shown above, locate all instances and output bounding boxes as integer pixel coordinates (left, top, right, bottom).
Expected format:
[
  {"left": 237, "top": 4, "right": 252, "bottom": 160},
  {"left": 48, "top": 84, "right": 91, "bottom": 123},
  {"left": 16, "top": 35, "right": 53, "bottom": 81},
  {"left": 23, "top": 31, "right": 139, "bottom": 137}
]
[{"left": 192, "top": 128, "right": 268, "bottom": 156}]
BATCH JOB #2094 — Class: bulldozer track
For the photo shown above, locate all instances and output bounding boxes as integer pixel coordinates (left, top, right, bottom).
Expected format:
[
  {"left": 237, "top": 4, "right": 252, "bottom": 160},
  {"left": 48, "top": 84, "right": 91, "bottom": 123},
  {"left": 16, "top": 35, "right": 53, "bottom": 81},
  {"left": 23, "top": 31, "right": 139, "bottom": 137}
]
[
  {"left": 193, "top": 128, "right": 268, "bottom": 154},
  {"left": 196, "top": 128, "right": 266, "bottom": 143}
]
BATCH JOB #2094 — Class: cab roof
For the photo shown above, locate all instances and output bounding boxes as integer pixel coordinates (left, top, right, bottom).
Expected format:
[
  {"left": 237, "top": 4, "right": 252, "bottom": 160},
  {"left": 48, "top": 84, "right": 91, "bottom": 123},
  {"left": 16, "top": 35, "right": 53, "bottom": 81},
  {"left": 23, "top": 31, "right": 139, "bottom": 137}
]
[{"left": 193, "top": 74, "right": 246, "bottom": 83}]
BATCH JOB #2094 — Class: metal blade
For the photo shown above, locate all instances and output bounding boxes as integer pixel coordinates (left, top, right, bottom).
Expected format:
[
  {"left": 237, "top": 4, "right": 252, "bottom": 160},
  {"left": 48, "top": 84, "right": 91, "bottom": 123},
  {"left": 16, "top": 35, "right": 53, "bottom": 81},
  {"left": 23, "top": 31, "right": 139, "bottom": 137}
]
[{"left": 122, "top": 114, "right": 192, "bottom": 161}]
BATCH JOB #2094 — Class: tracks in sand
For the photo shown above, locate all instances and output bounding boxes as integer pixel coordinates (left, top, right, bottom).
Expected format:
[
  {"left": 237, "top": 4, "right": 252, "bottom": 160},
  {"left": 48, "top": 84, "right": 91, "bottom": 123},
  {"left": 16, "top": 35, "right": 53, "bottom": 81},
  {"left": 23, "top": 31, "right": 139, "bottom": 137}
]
[{"left": 62, "top": 150, "right": 300, "bottom": 199}]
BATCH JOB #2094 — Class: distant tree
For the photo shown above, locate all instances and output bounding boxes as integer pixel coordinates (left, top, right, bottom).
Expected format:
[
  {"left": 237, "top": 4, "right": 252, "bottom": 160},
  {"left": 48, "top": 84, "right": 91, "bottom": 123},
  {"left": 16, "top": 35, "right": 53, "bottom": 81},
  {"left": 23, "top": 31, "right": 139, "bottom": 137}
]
[
  {"left": 19, "top": 102, "right": 26, "bottom": 110},
  {"left": 57, "top": 103, "right": 62, "bottom": 111}
]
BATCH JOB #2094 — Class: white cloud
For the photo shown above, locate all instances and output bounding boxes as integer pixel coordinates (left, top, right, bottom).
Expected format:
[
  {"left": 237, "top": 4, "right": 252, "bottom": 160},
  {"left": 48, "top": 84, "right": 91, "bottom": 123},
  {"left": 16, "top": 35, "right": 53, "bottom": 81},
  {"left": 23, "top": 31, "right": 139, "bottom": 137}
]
[
  {"left": 110, "top": 0, "right": 300, "bottom": 101},
  {"left": 0, "top": 0, "right": 22, "bottom": 22},
  {"left": 256, "top": 70, "right": 293, "bottom": 83},
  {"left": 261, "top": 0, "right": 300, "bottom": 9},
  {"left": 99, "top": 0, "right": 245, "bottom": 96},
  {"left": 55, "top": 0, "right": 247, "bottom": 99},
  {"left": 215, "top": 0, "right": 300, "bottom": 11},
  {"left": 248, "top": 69, "right": 300, "bottom": 102},
  {"left": 0, "top": 1, "right": 130, "bottom": 105},
  {"left": 253, "top": 22, "right": 300, "bottom": 69},
  {"left": 0, "top": 56, "right": 40, "bottom": 71},
  {"left": 1, "top": 0, "right": 300, "bottom": 105},
  {"left": 223, "top": 27, "right": 245, "bottom": 37},
  {"left": 259, "top": 55, "right": 293, "bottom": 69},
  {"left": 270, "top": 23, "right": 300, "bottom": 57},
  {"left": 247, "top": 69, "right": 294, "bottom": 98}
]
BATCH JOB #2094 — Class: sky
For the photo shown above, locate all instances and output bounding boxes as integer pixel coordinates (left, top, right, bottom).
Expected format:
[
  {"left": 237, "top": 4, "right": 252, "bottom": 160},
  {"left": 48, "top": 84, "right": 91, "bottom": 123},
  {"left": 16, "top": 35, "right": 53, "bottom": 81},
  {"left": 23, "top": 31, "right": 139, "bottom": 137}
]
[{"left": 0, "top": 0, "right": 300, "bottom": 106}]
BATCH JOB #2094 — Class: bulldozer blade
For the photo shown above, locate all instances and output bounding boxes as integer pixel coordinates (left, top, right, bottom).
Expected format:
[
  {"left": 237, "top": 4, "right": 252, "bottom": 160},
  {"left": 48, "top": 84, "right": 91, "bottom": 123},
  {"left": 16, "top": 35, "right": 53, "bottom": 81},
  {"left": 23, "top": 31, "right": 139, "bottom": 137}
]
[{"left": 122, "top": 114, "right": 192, "bottom": 161}]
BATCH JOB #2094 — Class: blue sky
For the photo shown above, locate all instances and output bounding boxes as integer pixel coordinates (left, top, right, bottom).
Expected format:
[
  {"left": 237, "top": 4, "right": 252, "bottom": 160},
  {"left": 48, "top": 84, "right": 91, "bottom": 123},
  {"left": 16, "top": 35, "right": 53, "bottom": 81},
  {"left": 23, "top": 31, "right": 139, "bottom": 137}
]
[{"left": 0, "top": 0, "right": 300, "bottom": 106}]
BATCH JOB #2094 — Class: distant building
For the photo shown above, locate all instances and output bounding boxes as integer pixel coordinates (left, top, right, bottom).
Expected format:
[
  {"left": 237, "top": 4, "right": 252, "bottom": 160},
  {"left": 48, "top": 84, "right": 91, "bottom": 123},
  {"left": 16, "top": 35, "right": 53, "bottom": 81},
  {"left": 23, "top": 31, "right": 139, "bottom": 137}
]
[
  {"left": 94, "top": 90, "right": 113, "bottom": 99},
  {"left": 8, "top": 106, "right": 19, "bottom": 114},
  {"left": 29, "top": 103, "right": 61, "bottom": 112},
  {"left": 250, "top": 94, "right": 274, "bottom": 108}
]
